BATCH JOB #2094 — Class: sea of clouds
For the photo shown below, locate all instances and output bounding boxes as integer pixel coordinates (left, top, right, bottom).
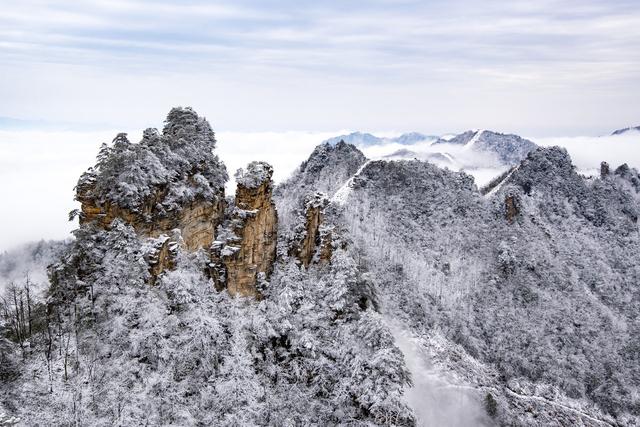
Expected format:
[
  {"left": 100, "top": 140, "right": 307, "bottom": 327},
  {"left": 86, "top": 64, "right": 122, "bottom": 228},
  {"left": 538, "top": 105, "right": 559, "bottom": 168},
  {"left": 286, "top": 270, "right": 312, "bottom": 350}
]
[{"left": 1, "top": 128, "right": 639, "bottom": 252}]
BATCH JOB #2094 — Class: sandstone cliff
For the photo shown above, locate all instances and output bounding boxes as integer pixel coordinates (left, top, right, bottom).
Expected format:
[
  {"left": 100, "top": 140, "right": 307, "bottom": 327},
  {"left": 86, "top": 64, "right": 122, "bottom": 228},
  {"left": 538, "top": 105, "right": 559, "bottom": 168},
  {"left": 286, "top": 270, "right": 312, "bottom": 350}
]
[
  {"left": 290, "top": 192, "right": 333, "bottom": 267},
  {"left": 211, "top": 162, "right": 278, "bottom": 297},
  {"left": 73, "top": 108, "right": 228, "bottom": 281},
  {"left": 78, "top": 188, "right": 225, "bottom": 252}
]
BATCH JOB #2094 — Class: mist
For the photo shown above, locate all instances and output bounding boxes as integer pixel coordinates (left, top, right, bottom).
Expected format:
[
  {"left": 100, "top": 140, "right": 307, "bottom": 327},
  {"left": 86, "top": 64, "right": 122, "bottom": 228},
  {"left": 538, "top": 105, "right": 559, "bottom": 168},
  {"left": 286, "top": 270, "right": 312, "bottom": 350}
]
[
  {"left": 0, "top": 128, "right": 337, "bottom": 251},
  {"left": 1, "top": 128, "right": 639, "bottom": 252},
  {"left": 388, "top": 322, "right": 493, "bottom": 427}
]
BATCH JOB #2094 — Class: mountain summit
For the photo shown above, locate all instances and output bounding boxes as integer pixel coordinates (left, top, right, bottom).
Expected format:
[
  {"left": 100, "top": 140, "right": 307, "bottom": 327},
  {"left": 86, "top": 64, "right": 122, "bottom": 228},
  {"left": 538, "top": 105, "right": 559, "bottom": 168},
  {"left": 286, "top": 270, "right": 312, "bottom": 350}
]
[{"left": 433, "top": 129, "right": 538, "bottom": 165}]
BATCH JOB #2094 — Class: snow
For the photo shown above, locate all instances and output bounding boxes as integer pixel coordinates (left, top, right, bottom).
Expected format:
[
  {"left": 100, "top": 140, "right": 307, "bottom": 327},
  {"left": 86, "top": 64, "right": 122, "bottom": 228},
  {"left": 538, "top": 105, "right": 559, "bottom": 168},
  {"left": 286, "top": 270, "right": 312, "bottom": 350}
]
[
  {"left": 485, "top": 166, "right": 518, "bottom": 197},
  {"left": 331, "top": 160, "right": 372, "bottom": 205},
  {"left": 221, "top": 246, "right": 240, "bottom": 257},
  {"left": 235, "top": 161, "right": 273, "bottom": 189},
  {"left": 387, "top": 322, "right": 491, "bottom": 427},
  {"left": 439, "top": 133, "right": 456, "bottom": 141},
  {"left": 464, "top": 129, "right": 485, "bottom": 149}
]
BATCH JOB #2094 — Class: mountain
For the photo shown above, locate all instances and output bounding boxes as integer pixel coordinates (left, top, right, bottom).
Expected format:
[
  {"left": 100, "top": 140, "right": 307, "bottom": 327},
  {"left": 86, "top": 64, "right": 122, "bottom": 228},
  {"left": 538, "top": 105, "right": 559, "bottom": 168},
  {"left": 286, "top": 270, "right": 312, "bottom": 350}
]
[
  {"left": 278, "top": 143, "right": 640, "bottom": 425},
  {"left": 433, "top": 129, "right": 538, "bottom": 165},
  {"left": 611, "top": 125, "right": 640, "bottom": 136},
  {"left": 324, "top": 129, "right": 538, "bottom": 174},
  {"left": 323, "top": 131, "right": 436, "bottom": 147},
  {"left": 383, "top": 148, "right": 454, "bottom": 166},
  {"left": 2, "top": 109, "right": 639, "bottom": 426},
  {"left": 0, "top": 109, "right": 413, "bottom": 426},
  {"left": 274, "top": 140, "right": 367, "bottom": 229}
]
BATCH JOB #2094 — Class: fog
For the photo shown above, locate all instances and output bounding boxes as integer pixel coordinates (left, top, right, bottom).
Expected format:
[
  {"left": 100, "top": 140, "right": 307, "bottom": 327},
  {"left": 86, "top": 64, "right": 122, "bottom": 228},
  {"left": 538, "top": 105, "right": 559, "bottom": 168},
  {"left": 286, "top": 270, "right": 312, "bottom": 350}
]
[
  {"left": 0, "top": 128, "right": 337, "bottom": 251},
  {"left": 536, "top": 131, "right": 640, "bottom": 176},
  {"left": 1, "top": 128, "right": 639, "bottom": 251},
  {"left": 388, "top": 322, "right": 493, "bottom": 427},
  {"left": 361, "top": 139, "right": 509, "bottom": 188}
]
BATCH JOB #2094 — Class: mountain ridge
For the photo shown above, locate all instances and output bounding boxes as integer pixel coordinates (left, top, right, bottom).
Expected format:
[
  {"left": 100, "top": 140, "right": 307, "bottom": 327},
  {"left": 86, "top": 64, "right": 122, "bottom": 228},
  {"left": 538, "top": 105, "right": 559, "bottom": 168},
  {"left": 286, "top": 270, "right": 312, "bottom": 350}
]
[{"left": 2, "top": 110, "right": 639, "bottom": 426}]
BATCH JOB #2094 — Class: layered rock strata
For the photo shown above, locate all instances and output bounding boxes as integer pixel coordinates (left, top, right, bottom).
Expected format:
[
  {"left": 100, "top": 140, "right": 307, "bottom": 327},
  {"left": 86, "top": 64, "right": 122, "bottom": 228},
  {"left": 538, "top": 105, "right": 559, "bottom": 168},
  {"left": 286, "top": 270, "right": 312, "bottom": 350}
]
[
  {"left": 211, "top": 162, "right": 278, "bottom": 297},
  {"left": 77, "top": 187, "right": 225, "bottom": 252},
  {"left": 290, "top": 193, "right": 333, "bottom": 267}
]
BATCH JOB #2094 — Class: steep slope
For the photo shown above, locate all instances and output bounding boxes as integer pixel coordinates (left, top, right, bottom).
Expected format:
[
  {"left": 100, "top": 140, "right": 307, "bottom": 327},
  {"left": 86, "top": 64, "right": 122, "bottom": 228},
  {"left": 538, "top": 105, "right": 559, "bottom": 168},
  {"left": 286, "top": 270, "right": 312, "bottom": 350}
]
[
  {"left": 0, "top": 110, "right": 415, "bottom": 426},
  {"left": 274, "top": 140, "right": 367, "bottom": 229},
  {"left": 434, "top": 130, "right": 538, "bottom": 165},
  {"left": 211, "top": 162, "right": 278, "bottom": 297},
  {"left": 338, "top": 148, "right": 640, "bottom": 425},
  {"left": 281, "top": 141, "right": 640, "bottom": 425}
]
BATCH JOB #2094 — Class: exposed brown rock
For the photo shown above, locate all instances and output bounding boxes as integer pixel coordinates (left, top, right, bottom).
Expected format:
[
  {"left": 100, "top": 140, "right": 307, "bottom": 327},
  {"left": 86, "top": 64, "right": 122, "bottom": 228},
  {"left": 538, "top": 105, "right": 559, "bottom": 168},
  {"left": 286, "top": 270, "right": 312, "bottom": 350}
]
[
  {"left": 291, "top": 193, "right": 332, "bottom": 267},
  {"left": 145, "top": 234, "right": 179, "bottom": 285},
  {"left": 77, "top": 185, "right": 225, "bottom": 252},
  {"left": 211, "top": 162, "right": 278, "bottom": 298},
  {"left": 505, "top": 194, "right": 519, "bottom": 223}
]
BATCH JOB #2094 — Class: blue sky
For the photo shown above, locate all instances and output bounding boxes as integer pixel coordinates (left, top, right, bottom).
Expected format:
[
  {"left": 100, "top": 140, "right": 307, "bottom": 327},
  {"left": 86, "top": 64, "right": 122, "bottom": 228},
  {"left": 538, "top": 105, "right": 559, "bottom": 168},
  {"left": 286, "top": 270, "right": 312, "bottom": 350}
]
[{"left": 1, "top": 0, "right": 639, "bottom": 135}]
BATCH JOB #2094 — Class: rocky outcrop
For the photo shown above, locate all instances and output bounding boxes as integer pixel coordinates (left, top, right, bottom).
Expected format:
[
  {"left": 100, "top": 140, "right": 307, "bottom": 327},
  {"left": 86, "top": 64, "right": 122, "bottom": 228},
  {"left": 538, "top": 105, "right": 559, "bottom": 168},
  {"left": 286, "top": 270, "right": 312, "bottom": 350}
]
[
  {"left": 505, "top": 194, "right": 519, "bottom": 223},
  {"left": 73, "top": 108, "right": 229, "bottom": 283},
  {"left": 77, "top": 188, "right": 225, "bottom": 252},
  {"left": 290, "top": 193, "right": 332, "bottom": 267},
  {"left": 145, "top": 233, "right": 180, "bottom": 285},
  {"left": 600, "top": 161, "right": 610, "bottom": 178},
  {"left": 211, "top": 162, "right": 278, "bottom": 298},
  {"left": 274, "top": 141, "right": 367, "bottom": 230}
]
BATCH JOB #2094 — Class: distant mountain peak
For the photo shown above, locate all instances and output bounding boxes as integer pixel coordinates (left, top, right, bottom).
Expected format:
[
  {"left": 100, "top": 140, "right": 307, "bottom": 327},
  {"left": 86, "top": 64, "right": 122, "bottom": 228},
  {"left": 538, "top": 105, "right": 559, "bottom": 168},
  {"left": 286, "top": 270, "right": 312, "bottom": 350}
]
[
  {"left": 433, "top": 129, "right": 537, "bottom": 165},
  {"left": 323, "top": 131, "right": 435, "bottom": 147},
  {"left": 611, "top": 125, "right": 640, "bottom": 135}
]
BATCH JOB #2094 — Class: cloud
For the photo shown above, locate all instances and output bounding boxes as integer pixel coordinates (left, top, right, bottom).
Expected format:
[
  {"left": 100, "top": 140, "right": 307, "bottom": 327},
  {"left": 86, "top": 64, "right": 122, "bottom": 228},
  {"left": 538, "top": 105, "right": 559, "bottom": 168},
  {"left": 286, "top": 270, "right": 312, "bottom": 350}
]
[
  {"left": 0, "top": 129, "right": 122, "bottom": 251},
  {"left": 535, "top": 131, "right": 640, "bottom": 176},
  {"left": 3, "top": 124, "right": 638, "bottom": 251},
  {"left": 0, "top": 127, "right": 338, "bottom": 251},
  {"left": 1, "top": 0, "right": 639, "bottom": 135}
]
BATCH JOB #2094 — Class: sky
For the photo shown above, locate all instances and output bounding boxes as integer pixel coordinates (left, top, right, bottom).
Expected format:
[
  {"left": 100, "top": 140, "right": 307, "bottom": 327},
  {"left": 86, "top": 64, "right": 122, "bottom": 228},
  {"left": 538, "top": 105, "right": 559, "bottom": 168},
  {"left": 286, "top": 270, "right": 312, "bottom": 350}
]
[
  {"left": 1, "top": 0, "right": 640, "bottom": 251},
  {"left": 1, "top": 0, "right": 639, "bottom": 134}
]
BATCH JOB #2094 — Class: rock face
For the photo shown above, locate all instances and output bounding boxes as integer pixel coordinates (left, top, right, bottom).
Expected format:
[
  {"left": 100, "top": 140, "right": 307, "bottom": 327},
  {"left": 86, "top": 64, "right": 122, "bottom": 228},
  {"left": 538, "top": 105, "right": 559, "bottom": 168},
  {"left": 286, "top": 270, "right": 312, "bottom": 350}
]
[
  {"left": 145, "top": 234, "right": 180, "bottom": 285},
  {"left": 505, "top": 194, "right": 519, "bottom": 223},
  {"left": 291, "top": 193, "right": 332, "bottom": 267},
  {"left": 74, "top": 108, "right": 228, "bottom": 281},
  {"left": 77, "top": 190, "right": 225, "bottom": 252},
  {"left": 212, "top": 162, "right": 278, "bottom": 297}
]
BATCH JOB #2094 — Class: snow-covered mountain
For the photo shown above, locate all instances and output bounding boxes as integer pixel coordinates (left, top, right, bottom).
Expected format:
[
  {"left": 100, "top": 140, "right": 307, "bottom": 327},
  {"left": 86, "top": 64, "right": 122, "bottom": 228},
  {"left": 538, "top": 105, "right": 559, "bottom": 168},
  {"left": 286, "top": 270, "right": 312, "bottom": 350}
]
[
  {"left": 323, "top": 129, "right": 538, "bottom": 188},
  {"left": 611, "top": 125, "right": 640, "bottom": 136},
  {"left": 296, "top": 144, "right": 640, "bottom": 426},
  {"left": 2, "top": 108, "right": 639, "bottom": 426},
  {"left": 324, "top": 131, "right": 437, "bottom": 147},
  {"left": 324, "top": 129, "right": 537, "bottom": 168},
  {"left": 432, "top": 129, "right": 538, "bottom": 165}
]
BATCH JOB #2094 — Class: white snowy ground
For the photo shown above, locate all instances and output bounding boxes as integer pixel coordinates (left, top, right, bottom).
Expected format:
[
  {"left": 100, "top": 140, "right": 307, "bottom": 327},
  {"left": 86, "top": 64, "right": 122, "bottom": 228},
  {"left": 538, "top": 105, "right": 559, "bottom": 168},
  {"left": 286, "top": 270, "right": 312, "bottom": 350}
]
[{"left": 387, "top": 321, "right": 492, "bottom": 427}]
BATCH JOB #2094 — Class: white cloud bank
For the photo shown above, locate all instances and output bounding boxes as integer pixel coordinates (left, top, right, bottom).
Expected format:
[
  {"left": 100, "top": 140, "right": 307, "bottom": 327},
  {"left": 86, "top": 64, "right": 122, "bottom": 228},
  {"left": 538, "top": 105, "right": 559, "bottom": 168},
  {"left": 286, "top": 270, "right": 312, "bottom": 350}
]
[
  {"left": 1, "top": 128, "right": 639, "bottom": 251},
  {"left": 535, "top": 130, "right": 640, "bottom": 176},
  {"left": 0, "top": 129, "right": 338, "bottom": 251}
]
